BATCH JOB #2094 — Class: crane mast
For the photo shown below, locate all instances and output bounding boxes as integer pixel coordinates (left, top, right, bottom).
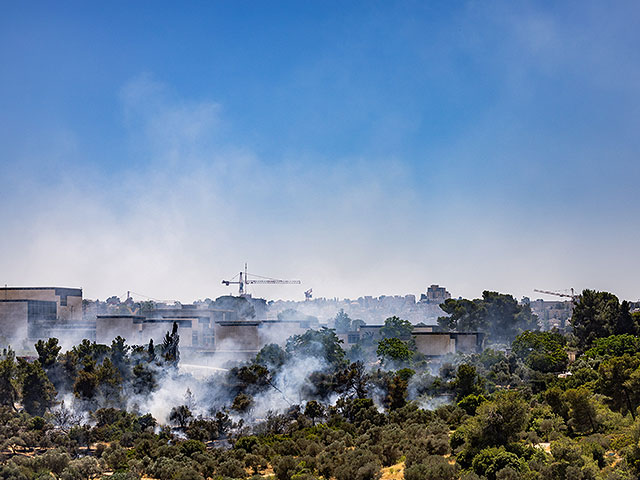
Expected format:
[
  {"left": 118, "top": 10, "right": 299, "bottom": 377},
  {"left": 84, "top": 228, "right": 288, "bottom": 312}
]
[{"left": 222, "top": 263, "right": 301, "bottom": 297}]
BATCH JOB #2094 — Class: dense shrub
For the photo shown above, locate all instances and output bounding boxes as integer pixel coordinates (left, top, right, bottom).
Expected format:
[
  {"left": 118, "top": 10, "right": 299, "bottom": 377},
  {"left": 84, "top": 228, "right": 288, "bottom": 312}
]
[
  {"left": 405, "top": 455, "right": 459, "bottom": 480},
  {"left": 472, "top": 447, "right": 526, "bottom": 480}
]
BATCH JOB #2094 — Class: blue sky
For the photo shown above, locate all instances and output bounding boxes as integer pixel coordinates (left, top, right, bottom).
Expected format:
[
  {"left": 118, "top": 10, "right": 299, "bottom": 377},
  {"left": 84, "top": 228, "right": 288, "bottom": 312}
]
[{"left": 1, "top": 1, "right": 639, "bottom": 302}]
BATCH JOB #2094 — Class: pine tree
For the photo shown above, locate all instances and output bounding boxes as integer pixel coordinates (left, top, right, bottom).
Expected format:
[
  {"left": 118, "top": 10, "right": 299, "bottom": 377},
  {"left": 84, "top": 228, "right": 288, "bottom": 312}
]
[
  {"left": 147, "top": 339, "right": 156, "bottom": 362},
  {"left": 161, "top": 322, "right": 180, "bottom": 366},
  {"left": 19, "top": 359, "right": 57, "bottom": 416},
  {"left": 0, "top": 348, "right": 18, "bottom": 409}
]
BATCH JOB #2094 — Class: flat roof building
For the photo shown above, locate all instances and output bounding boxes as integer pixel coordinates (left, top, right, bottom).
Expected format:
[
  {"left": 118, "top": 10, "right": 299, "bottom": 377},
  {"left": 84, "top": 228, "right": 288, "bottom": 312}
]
[
  {"left": 0, "top": 287, "right": 87, "bottom": 349},
  {"left": 413, "top": 331, "right": 484, "bottom": 356}
]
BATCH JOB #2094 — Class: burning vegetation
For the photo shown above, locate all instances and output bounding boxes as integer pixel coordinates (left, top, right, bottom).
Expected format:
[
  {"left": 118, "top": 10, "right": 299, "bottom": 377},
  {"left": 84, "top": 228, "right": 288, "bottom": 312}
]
[{"left": 1, "top": 289, "right": 640, "bottom": 479}]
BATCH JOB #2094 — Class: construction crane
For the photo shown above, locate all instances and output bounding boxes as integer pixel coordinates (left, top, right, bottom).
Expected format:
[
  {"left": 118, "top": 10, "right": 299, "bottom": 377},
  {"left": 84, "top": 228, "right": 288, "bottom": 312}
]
[
  {"left": 304, "top": 289, "right": 313, "bottom": 301},
  {"left": 222, "top": 263, "right": 301, "bottom": 296},
  {"left": 533, "top": 288, "right": 578, "bottom": 301}
]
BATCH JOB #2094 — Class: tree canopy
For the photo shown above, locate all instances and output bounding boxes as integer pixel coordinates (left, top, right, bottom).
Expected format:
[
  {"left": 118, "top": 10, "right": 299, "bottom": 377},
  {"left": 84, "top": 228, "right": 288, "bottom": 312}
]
[
  {"left": 285, "top": 327, "right": 346, "bottom": 368},
  {"left": 376, "top": 338, "right": 413, "bottom": 366},
  {"left": 571, "top": 290, "right": 638, "bottom": 350},
  {"left": 511, "top": 330, "right": 568, "bottom": 373},
  {"left": 438, "top": 291, "right": 539, "bottom": 343},
  {"left": 380, "top": 316, "right": 414, "bottom": 340},
  {"left": 333, "top": 309, "right": 352, "bottom": 334}
]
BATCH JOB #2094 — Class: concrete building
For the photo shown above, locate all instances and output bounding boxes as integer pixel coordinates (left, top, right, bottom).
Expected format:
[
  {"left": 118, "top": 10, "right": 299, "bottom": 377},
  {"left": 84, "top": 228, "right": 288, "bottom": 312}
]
[
  {"left": 0, "top": 287, "right": 90, "bottom": 347},
  {"left": 213, "top": 318, "right": 319, "bottom": 352},
  {"left": 96, "top": 315, "right": 145, "bottom": 345},
  {"left": 413, "top": 331, "right": 484, "bottom": 356},
  {"left": 214, "top": 320, "right": 262, "bottom": 353},
  {"left": 259, "top": 319, "right": 313, "bottom": 344},
  {"left": 420, "top": 285, "right": 451, "bottom": 304}
]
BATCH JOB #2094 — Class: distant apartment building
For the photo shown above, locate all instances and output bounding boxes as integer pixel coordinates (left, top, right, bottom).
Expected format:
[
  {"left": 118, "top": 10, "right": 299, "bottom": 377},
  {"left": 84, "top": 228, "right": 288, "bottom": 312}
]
[
  {"left": 420, "top": 285, "right": 451, "bottom": 304},
  {"left": 528, "top": 299, "right": 573, "bottom": 330},
  {"left": 0, "top": 287, "right": 92, "bottom": 348},
  {"left": 270, "top": 290, "right": 449, "bottom": 325}
]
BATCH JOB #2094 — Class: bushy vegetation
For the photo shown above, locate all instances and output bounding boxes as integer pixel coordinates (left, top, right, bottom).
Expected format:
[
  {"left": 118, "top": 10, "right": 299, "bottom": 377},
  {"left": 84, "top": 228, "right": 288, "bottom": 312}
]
[{"left": 1, "top": 289, "right": 640, "bottom": 479}]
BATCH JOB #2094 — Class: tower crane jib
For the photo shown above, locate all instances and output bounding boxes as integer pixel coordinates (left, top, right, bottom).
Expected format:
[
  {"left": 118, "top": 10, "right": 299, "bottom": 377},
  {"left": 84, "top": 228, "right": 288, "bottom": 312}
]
[{"left": 222, "top": 263, "right": 301, "bottom": 296}]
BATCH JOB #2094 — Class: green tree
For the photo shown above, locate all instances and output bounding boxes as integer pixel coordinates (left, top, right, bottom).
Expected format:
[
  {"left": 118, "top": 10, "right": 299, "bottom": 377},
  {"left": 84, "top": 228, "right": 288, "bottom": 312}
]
[
  {"left": 161, "top": 322, "right": 180, "bottom": 366},
  {"left": 376, "top": 338, "right": 413, "bottom": 365},
  {"left": 385, "top": 370, "right": 413, "bottom": 410},
  {"left": 109, "top": 336, "right": 130, "bottom": 376},
  {"left": 333, "top": 361, "right": 369, "bottom": 398},
  {"left": 232, "top": 393, "right": 254, "bottom": 413},
  {"left": 585, "top": 334, "right": 639, "bottom": 358},
  {"left": 74, "top": 358, "right": 98, "bottom": 400},
  {"left": 19, "top": 359, "right": 57, "bottom": 415},
  {"left": 286, "top": 327, "right": 346, "bottom": 369},
  {"left": 147, "top": 339, "right": 156, "bottom": 362},
  {"left": 169, "top": 405, "right": 193, "bottom": 429},
  {"left": 438, "top": 298, "right": 487, "bottom": 332},
  {"left": 0, "top": 348, "right": 18, "bottom": 409},
  {"left": 564, "top": 387, "right": 598, "bottom": 433},
  {"left": 439, "top": 292, "right": 539, "bottom": 343},
  {"left": 405, "top": 455, "right": 458, "bottom": 480},
  {"left": 304, "top": 400, "right": 325, "bottom": 425},
  {"left": 380, "top": 316, "right": 413, "bottom": 340},
  {"left": 463, "top": 391, "right": 529, "bottom": 453},
  {"left": 105, "top": 296, "right": 121, "bottom": 306},
  {"left": 571, "top": 289, "right": 637, "bottom": 350},
  {"left": 332, "top": 447, "right": 381, "bottom": 480},
  {"left": 132, "top": 363, "right": 157, "bottom": 395},
  {"left": 35, "top": 338, "right": 61, "bottom": 369},
  {"left": 483, "top": 291, "right": 538, "bottom": 343},
  {"left": 179, "top": 439, "right": 206, "bottom": 457},
  {"left": 617, "top": 301, "right": 636, "bottom": 335},
  {"left": 72, "top": 339, "right": 109, "bottom": 364},
  {"left": 255, "top": 343, "right": 288, "bottom": 370},
  {"left": 458, "top": 394, "right": 487, "bottom": 415},
  {"left": 334, "top": 309, "right": 352, "bottom": 333},
  {"left": 597, "top": 354, "right": 640, "bottom": 416},
  {"left": 624, "top": 369, "right": 640, "bottom": 420},
  {"left": 511, "top": 330, "right": 568, "bottom": 373},
  {"left": 96, "top": 358, "right": 123, "bottom": 405},
  {"left": 347, "top": 344, "right": 367, "bottom": 363},
  {"left": 472, "top": 447, "right": 525, "bottom": 480},
  {"left": 452, "top": 364, "right": 484, "bottom": 401}
]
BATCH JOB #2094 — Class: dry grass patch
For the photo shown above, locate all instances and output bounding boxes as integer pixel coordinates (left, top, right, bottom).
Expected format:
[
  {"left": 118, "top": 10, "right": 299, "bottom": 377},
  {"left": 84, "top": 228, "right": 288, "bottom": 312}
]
[{"left": 380, "top": 461, "right": 405, "bottom": 480}]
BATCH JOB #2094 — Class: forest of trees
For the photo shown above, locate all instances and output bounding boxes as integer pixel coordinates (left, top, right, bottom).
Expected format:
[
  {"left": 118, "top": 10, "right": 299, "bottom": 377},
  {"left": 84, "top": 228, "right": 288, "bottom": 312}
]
[{"left": 1, "top": 289, "right": 640, "bottom": 479}]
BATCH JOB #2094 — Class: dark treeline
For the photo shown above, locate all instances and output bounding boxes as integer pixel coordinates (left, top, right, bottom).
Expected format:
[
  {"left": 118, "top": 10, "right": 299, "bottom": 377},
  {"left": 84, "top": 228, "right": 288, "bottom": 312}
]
[{"left": 2, "top": 289, "right": 640, "bottom": 480}]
